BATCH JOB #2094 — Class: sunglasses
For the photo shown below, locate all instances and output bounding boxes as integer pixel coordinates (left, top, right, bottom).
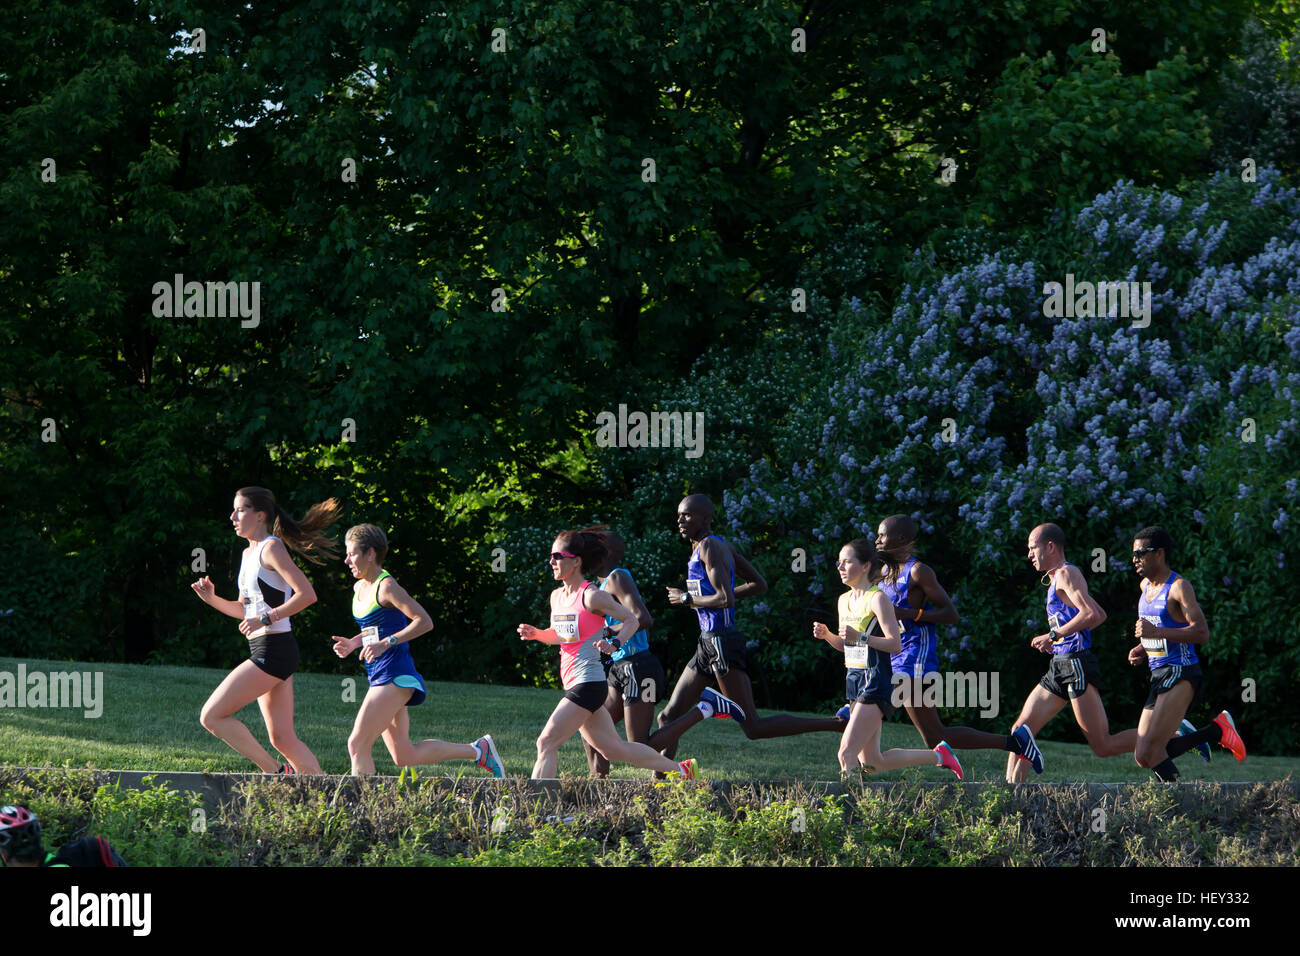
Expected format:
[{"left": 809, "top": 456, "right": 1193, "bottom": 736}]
[
  {"left": 549, "top": 551, "right": 579, "bottom": 562},
  {"left": 1132, "top": 547, "right": 1159, "bottom": 558}
]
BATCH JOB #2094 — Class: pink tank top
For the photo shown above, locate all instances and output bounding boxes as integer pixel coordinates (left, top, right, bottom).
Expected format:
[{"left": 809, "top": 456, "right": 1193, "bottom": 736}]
[{"left": 550, "top": 580, "right": 606, "bottom": 689}]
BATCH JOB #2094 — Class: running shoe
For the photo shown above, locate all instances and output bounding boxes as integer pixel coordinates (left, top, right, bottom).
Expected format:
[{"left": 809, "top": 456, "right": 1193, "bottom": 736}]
[
  {"left": 700, "top": 687, "right": 747, "bottom": 723},
  {"left": 276, "top": 764, "right": 296, "bottom": 775},
  {"left": 676, "top": 758, "right": 698, "bottom": 781},
  {"left": 473, "top": 734, "right": 506, "bottom": 778},
  {"left": 1177, "top": 718, "right": 1211, "bottom": 763},
  {"left": 1011, "top": 725, "right": 1044, "bottom": 774},
  {"left": 1212, "top": 711, "right": 1247, "bottom": 762},
  {"left": 835, "top": 703, "right": 851, "bottom": 721},
  {"left": 934, "top": 741, "right": 963, "bottom": 780}
]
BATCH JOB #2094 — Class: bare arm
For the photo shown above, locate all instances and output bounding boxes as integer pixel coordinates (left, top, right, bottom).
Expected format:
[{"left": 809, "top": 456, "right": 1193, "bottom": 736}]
[
  {"left": 905, "top": 562, "right": 958, "bottom": 626},
  {"left": 604, "top": 569, "right": 653, "bottom": 635},
  {"left": 1135, "top": 578, "right": 1209, "bottom": 646},
  {"left": 259, "top": 538, "right": 317, "bottom": 618},
  {"left": 190, "top": 576, "right": 244, "bottom": 619},
  {"left": 867, "top": 591, "right": 903, "bottom": 655}
]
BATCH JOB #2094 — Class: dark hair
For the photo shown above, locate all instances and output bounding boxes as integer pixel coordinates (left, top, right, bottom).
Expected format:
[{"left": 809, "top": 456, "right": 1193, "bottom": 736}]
[
  {"left": 1038, "top": 523, "right": 1066, "bottom": 550},
  {"left": 845, "top": 537, "right": 901, "bottom": 585},
  {"left": 1135, "top": 525, "right": 1174, "bottom": 564},
  {"left": 556, "top": 528, "right": 608, "bottom": 575},
  {"left": 346, "top": 524, "right": 388, "bottom": 566},
  {"left": 237, "top": 487, "right": 342, "bottom": 566}
]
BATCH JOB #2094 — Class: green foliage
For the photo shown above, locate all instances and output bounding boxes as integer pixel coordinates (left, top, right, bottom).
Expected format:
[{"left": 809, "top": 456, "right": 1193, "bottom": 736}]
[
  {"left": 971, "top": 42, "right": 1211, "bottom": 225},
  {"left": 3, "top": 769, "right": 1294, "bottom": 866}
]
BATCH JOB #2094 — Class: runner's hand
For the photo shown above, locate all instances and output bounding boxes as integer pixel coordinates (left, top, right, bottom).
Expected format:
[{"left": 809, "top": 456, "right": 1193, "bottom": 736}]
[
  {"left": 332, "top": 634, "right": 360, "bottom": 658},
  {"left": 1128, "top": 644, "right": 1147, "bottom": 666},
  {"left": 594, "top": 639, "right": 617, "bottom": 655},
  {"left": 1030, "top": 633, "right": 1054, "bottom": 653},
  {"left": 1134, "top": 618, "right": 1155, "bottom": 641},
  {"left": 666, "top": 587, "right": 687, "bottom": 605},
  {"left": 360, "top": 640, "right": 390, "bottom": 663},
  {"left": 191, "top": 577, "right": 215, "bottom": 602},
  {"left": 812, "top": 622, "right": 832, "bottom": 641},
  {"left": 837, "top": 623, "right": 859, "bottom": 644},
  {"left": 518, "top": 624, "right": 539, "bottom": 641}
]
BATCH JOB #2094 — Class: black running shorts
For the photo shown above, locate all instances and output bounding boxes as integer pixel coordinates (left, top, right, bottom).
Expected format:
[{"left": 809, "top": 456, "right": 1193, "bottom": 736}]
[{"left": 248, "top": 633, "right": 299, "bottom": 681}]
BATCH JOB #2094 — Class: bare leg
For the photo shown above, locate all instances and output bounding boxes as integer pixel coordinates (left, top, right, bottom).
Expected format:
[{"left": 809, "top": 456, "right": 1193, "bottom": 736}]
[
  {"left": 584, "top": 686, "right": 622, "bottom": 778},
  {"left": 652, "top": 663, "right": 709, "bottom": 760},
  {"left": 381, "top": 704, "right": 477, "bottom": 768},
  {"left": 1070, "top": 686, "right": 1138, "bottom": 757},
  {"left": 258, "top": 675, "right": 323, "bottom": 774},
  {"left": 581, "top": 706, "right": 684, "bottom": 775},
  {"left": 843, "top": 703, "right": 941, "bottom": 773},
  {"left": 532, "top": 698, "right": 590, "bottom": 779},
  {"left": 1135, "top": 682, "right": 1196, "bottom": 773},
  {"left": 716, "top": 668, "right": 844, "bottom": 739},
  {"left": 895, "top": 676, "right": 1011, "bottom": 751},
  {"left": 1005, "top": 686, "right": 1066, "bottom": 783},
  {"left": 200, "top": 661, "right": 288, "bottom": 772}
]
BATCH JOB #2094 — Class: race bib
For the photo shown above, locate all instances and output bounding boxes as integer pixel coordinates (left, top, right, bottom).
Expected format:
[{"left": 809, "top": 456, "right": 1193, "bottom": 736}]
[
  {"left": 1141, "top": 636, "right": 1167, "bottom": 655},
  {"left": 686, "top": 578, "right": 703, "bottom": 598},
  {"left": 1140, "top": 616, "right": 1166, "bottom": 655},
  {"left": 844, "top": 643, "right": 868, "bottom": 669},
  {"left": 361, "top": 626, "right": 380, "bottom": 647},
  {"left": 553, "top": 613, "right": 580, "bottom": 643}
]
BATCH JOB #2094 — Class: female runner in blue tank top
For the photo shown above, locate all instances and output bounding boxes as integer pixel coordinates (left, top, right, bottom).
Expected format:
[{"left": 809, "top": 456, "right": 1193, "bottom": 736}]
[
  {"left": 190, "top": 486, "right": 338, "bottom": 773},
  {"left": 1126, "top": 526, "right": 1245, "bottom": 780},
  {"left": 331, "top": 524, "right": 504, "bottom": 777},
  {"left": 813, "top": 539, "right": 963, "bottom": 778},
  {"left": 518, "top": 529, "right": 699, "bottom": 780}
]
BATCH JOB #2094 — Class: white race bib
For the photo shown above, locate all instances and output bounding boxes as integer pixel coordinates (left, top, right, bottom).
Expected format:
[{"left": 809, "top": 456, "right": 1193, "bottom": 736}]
[
  {"left": 553, "top": 614, "right": 581, "bottom": 643},
  {"left": 844, "top": 643, "right": 868, "bottom": 669},
  {"left": 1141, "top": 636, "right": 1167, "bottom": 656},
  {"left": 686, "top": 579, "right": 703, "bottom": 598}
]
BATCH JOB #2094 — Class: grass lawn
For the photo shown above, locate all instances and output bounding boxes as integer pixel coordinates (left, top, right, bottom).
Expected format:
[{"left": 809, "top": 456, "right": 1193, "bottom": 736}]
[{"left": 1, "top": 656, "right": 1292, "bottom": 782}]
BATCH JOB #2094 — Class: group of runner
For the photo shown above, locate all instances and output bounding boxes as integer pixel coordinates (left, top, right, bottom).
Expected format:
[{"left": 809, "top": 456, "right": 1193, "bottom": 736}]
[{"left": 181, "top": 485, "right": 1245, "bottom": 782}]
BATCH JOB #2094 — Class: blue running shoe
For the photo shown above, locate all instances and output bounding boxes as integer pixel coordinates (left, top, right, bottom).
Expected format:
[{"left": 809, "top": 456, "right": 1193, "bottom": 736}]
[
  {"left": 1177, "top": 719, "right": 1211, "bottom": 763},
  {"left": 473, "top": 734, "right": 506, "bottom": 779},
  {"left": 700, "top": 687, "right": 747, "bottom": 723},
  {"left": 1012, "top": 725, "right": 1044, "bottom": 774},
  {"left": 836, "top": 703, "right": 851, "bottom": 721}
]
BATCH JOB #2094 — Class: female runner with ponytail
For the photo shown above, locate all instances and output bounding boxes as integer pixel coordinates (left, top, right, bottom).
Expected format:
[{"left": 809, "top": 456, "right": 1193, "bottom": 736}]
[
  {"left": 519, "top": 529, "right": 699, "bottom": 780},
  {"left": 190, "top": 486, "right": 342, "bottom": 773}
]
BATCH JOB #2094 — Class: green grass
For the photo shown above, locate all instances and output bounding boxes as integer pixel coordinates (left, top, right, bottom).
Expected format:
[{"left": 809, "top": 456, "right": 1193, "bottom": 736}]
[{"left": 1, "top": 656, "right": 1293, "bottom": 781}]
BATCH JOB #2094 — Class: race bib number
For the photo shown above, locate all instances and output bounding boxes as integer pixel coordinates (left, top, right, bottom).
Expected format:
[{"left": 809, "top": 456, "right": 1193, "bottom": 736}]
[
  {"left": 686, "top": 578, "right": 703, "bottom": 598},
  {"left": 553, "top": 614, "right": 580, "bottom": 643},
  {"left": 844, "top": 643, "right": 868, "bottom": 669},
  {"left": 361, "top": 626, "right": 380, "bottom": 647},
  {"left": 1141, "top": 636, "right": 1167, "bottom": 656},
  {"left": 1140, "top": 616, "right": 1165, "bottom": 655}
]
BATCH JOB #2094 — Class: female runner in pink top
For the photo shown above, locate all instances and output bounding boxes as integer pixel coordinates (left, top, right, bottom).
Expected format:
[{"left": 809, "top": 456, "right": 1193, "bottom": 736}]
[{"left": 518, "top": 529, "right": 698, "bottom": 780}]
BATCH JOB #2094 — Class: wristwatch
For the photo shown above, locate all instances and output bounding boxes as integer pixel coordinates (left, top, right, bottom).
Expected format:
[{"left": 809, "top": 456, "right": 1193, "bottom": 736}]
[
  {"left": 683, "top": 592, "right": 694, "bottom": 607},
  {"left": 386, "top": 635, "right": 398, "bottom": 648},
  {"left": 259, "top": 612, "right": 274, "bottom": 626}
]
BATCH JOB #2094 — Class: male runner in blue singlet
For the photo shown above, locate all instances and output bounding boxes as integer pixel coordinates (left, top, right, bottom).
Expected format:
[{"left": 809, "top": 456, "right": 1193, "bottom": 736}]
[
  {"left": 654, "top": 494, "right": 845, "bottom": 758},
  {"left": 1128, "top": 526, "right": 1245, "bottom": 781}
]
